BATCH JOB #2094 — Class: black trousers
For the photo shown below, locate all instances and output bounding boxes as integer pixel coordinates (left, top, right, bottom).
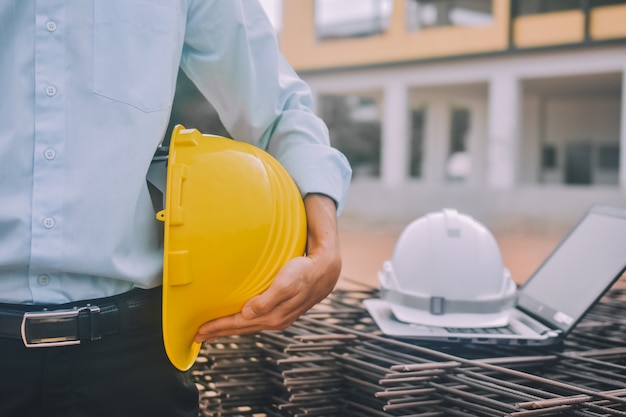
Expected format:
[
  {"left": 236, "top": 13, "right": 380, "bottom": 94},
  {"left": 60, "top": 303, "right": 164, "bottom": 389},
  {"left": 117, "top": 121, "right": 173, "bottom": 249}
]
[{"left": 0, "top": 288, "right": 199, "bottom": 417}]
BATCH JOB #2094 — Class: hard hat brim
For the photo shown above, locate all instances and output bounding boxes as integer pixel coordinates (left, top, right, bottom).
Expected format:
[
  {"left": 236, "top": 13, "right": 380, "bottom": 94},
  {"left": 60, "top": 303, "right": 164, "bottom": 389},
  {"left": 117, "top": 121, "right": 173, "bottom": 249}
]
[
  {"left": 364, "top": 298, "right": 512, "bottom": 338},
  {"left": 389, "top": 302, "right": 512, "bottom": 328}
]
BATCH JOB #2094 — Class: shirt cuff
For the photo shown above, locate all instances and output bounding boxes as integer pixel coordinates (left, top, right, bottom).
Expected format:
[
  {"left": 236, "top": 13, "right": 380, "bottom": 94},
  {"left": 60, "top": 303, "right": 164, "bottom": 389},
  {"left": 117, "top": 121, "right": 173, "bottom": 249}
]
[{"left": 278, "top": 144, "right": 352, "bottom": 216}]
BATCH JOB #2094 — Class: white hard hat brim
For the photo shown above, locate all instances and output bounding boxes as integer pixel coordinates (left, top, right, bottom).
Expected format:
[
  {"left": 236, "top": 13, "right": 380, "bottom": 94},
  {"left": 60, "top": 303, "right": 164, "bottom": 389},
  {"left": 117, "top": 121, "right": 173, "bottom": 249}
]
[
  {"left": 389, "top": 302, "right": 511, "bottom": 328},
  {"left": 363, "top": 298, "right": 512, "bottom": 339}
]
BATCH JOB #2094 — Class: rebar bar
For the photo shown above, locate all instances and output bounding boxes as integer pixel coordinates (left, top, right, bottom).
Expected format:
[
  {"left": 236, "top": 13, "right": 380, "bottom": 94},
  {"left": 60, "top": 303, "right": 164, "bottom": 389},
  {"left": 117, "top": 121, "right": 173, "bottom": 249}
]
[{"left": 193, "top": 284, "right": 626, "bottom": 416}]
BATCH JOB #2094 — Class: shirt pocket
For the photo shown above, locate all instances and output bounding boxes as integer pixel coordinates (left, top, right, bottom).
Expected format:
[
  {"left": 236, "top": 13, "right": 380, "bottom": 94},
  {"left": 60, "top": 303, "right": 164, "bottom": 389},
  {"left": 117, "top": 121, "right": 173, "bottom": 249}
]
[{"left": 93, "top": 0, "right": 182, "bottom": 112}]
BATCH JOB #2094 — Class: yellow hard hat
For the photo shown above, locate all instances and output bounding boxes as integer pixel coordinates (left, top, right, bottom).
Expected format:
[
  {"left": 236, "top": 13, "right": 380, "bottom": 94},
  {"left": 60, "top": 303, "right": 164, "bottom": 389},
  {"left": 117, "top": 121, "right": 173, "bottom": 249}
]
[{"left": 156, "top": 125, "right": 307, "bottom": 371}]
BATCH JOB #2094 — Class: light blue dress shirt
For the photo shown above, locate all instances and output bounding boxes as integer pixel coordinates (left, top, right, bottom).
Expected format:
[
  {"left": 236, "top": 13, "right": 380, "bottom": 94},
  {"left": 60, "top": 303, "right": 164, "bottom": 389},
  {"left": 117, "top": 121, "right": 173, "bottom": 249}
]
[{"left": 0, "top": 0, "right": 351, "bottom": 304}]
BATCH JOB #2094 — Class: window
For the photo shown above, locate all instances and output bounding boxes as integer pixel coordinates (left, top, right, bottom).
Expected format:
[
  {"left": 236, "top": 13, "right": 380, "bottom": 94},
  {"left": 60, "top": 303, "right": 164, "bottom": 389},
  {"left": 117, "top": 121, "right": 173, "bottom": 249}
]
[
  {"left": 316, "top": 0, "right": 393, "bottom": 40},
  {"left": 590, "top": 0, "right": 626, "bottom": 7},
  {"left": 565, "top": 141, "right": 592, "bottom": 185},
  {"left": 409, "top": 109, "right": 425, "bottom": 178},
  {"left": 449, "top": 107, "right": 469, "bottom": 154},
  {"left": 512, "top": 0, "right": 580, "bottom": 16},
  {"left": 445, "top": 107, "right": 471, "bottom": 181},
  {"left": 406, "top": 0, "right": 493, "bottom": 31},
  {"left": 541, "top": 145, "right": 557, "bottom": 169},
  {"left": 598, "top": 144, "right": 620, "bottom": 169},
  {"left": 319, "top": 94, "right": 381, "bottom": 178}
]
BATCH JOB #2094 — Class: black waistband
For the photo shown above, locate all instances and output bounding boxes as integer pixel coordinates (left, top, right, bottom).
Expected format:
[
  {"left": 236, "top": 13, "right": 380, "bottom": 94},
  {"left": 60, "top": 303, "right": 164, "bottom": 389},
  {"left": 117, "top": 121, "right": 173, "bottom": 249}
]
[{"left": 0, "top": 287, "right": 161, "bottom": 347}]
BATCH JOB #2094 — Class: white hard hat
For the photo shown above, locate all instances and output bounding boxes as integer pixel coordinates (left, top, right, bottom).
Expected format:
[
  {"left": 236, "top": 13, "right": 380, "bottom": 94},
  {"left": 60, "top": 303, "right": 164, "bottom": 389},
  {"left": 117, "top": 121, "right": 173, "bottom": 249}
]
[{"left": 378, "top": 208, "right": 516, "bottom": 328}]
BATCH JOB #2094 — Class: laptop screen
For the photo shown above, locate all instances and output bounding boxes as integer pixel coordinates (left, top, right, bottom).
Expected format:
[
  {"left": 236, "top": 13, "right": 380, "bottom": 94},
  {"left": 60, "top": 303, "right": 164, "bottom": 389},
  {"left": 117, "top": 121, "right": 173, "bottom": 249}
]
[{"left": 517, "top": 205, "right": 626, "bottom": 333}]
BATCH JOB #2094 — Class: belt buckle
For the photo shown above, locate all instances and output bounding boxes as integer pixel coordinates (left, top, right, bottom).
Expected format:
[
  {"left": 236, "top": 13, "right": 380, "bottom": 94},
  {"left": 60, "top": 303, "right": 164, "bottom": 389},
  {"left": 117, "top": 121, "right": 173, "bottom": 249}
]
[{"left": 21, "top": 305, "right": 100, "bottom": 348}]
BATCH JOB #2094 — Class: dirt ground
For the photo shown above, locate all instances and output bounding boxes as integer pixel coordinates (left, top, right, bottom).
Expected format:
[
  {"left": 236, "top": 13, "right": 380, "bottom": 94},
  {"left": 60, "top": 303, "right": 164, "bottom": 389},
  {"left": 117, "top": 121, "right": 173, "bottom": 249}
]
[{"left": 335, "top": 218, "right": 562, "bottom": 291}]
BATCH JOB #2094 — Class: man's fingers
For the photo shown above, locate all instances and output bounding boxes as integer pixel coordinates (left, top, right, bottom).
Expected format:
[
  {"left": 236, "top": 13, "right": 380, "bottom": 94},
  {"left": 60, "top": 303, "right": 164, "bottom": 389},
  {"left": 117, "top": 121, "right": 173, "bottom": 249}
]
[
  {"left": 195, "top": 294, "right": 302, "bottom": 342},
  {"left": 193, "top": 248, "right": 329, "bottom": 342}
]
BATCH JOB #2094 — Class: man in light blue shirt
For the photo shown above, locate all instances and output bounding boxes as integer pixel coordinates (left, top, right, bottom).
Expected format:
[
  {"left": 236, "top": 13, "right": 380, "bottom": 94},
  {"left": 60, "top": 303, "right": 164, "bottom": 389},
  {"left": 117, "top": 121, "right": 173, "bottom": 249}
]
[{"left": 0, "top": 1, "right": 351, "bottom": 415}]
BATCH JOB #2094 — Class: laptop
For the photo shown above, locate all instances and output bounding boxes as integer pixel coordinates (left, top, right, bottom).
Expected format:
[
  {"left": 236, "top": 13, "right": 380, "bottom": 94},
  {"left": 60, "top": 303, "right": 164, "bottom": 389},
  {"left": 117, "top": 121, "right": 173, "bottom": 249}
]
[{"left": 364, "top": 204, "right": 626, "bottom": 346}]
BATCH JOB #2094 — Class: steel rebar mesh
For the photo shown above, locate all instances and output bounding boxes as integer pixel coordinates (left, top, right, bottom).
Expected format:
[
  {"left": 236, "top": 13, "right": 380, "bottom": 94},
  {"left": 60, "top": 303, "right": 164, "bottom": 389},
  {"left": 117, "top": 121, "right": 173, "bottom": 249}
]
[{"left": 193, "top": 282, "right": 626, "bottom": 417}]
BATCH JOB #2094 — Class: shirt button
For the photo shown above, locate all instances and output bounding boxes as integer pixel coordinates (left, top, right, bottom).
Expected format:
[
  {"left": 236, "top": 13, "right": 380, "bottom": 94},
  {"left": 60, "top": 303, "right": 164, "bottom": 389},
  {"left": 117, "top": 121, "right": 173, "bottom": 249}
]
[
  {"left": 45, "top": 86, "right": 57, "bottom": 97},
  {"left": 43, "top": 217, "right": 55, "bottom": 229},
  {"left": 46, "top": 21, "right": 57, "bottom": 32},
  {"left": 44, "top": 149, "right": 57, "bottom": 160},
  {"left": 38, "top": 275, "right": 51, "bottom": 286}
]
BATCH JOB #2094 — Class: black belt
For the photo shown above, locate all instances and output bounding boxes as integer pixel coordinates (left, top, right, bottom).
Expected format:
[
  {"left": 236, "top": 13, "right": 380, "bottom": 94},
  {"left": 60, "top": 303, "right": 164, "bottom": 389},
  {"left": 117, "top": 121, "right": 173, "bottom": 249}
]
[{"left": 0, "top": 288, "right": 161, "bottom": 348}]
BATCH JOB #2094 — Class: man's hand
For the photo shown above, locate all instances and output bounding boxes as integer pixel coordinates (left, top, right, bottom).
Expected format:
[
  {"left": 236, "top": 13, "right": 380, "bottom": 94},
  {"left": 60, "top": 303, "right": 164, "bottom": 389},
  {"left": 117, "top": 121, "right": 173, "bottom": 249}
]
[{"left": 194, "top": 193, "right": 341, "bottom": 342}]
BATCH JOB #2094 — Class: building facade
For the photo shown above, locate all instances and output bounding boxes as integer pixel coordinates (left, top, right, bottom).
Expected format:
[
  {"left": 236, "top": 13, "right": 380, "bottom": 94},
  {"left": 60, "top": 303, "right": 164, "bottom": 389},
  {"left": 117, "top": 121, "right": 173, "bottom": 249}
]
[{"left": 277, "top": 0, "right": 626, "bottom": 232}]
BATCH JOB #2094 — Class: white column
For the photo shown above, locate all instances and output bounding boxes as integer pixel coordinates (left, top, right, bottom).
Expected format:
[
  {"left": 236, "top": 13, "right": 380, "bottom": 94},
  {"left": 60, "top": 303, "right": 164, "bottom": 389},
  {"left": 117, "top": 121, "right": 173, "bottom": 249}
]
[
  {"left": 487, "top": 74, "right": 521, "bottom": 188},
  {"left": 423, "top": 99, "right": 449, "bottom": 184},
  {"left": 381, "top": 81, "right": 409, "bottom": 186},
  {"left": 619, "top": 65, "right": 626, "bottom": 190},
  {"left": 468, "top": 100, "right": 487, "bottom": 186}
]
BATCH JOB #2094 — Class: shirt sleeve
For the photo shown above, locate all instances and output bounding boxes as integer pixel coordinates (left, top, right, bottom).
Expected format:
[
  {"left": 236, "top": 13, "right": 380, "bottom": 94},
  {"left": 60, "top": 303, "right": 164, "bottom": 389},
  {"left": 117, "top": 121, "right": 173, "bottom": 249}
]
[{"left": 179, "top": 0, "right": 351, "bottom": 214}]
